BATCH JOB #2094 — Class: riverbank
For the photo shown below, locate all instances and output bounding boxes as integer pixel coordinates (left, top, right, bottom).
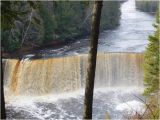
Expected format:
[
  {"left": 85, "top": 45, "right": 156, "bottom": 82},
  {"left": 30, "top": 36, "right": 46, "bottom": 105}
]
[
  {"left": 1, "top": 32, "right": 89, "bottom": 59},
  {"left": 2, "top": 0, "right": 155, "bottom": 60}
]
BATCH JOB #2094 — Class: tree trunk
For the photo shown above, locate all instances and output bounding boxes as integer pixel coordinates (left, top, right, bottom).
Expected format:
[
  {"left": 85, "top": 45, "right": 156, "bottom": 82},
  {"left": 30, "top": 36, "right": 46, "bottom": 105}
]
[
  {"left": 83, "top": 1, "right": 102, "bottom": 119},
  {"left": 1, "top": 59, "right": 6, "bottom": 119}
]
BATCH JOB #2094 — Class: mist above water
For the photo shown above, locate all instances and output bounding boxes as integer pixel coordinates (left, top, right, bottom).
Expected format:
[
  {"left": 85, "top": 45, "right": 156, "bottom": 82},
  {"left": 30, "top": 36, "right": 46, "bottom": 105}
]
[{"left": 6, "top": 88, "right": 145, "bottom": 120}]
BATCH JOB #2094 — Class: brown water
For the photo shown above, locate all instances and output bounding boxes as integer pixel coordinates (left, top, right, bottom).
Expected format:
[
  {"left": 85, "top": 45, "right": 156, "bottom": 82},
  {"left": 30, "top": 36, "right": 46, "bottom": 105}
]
[{"left": 4, "top": 53, "right": 144, "bottom": 96}]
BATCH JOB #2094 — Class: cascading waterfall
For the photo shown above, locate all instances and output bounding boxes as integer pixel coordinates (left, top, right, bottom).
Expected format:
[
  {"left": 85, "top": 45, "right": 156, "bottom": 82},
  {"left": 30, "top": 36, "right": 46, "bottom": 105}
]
[{"left": 3, "top": 53, "right": 144, "bottom": 95}]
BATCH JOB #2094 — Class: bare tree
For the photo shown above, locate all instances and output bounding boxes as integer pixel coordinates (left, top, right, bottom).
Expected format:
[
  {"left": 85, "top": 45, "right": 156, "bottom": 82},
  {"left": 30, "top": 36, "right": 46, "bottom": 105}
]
[
  {"left": 21, "top": 8, "right": 33, "bottom": 47},
  {"left": 83, "top": 1, "right": 103, "bottom": 119}
]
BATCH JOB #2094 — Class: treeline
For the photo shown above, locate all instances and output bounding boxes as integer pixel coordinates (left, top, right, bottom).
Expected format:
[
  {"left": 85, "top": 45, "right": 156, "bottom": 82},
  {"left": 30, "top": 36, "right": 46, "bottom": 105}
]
[
  {"left": 143, "top": 13, "right": 159, "bottom": 119},
  {"left": 135, "top": 0, "right": 159, "bottom": 12},
  {"left": 1, "top": 1, "right": 121, "bottom": 53}
]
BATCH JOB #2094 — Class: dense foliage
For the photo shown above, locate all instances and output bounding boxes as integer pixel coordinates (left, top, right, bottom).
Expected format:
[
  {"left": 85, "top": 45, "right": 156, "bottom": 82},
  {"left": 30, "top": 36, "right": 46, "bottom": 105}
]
[
  {"left": 144, "top": 13, "right": 159, "bottom": 95},
  {"left": 1, "top": 1, "right": 40, "bottom": 52},
  {"left": 38, "top": 2, "right": 55, "bottom": 43},
  {"left": 135, "top": 0, "right": 158, "bottom": 12},
  {"left": 101, "top": 1, "right": 120, "bottom": 30},
  {"left": 1, "top": 1, "right": 121, "bottom": 53},
  {"left": 143, "top": 13, "right": 159, "bottom": 119}
]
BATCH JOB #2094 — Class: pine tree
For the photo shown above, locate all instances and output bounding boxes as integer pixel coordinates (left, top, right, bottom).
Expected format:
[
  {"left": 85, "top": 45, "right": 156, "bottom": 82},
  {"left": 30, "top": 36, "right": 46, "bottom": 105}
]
[
  {"left": 38, "top": 2, "right": 55, "bottom": 43},
  {"left": 144, "top": 12, "right": 159, "bottom": 95}
]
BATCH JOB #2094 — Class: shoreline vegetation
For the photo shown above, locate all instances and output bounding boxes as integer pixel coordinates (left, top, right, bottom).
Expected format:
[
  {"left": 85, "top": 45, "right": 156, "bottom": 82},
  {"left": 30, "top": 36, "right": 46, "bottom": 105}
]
[
  {"left": 135, "top": 0, "right": 158, "bottom": 13},
  {"left": 2, "top": 1, "right": 121, "bottom": 58},
  {"left": 2, "top": 1, "right": 158, "bottom": 59}
]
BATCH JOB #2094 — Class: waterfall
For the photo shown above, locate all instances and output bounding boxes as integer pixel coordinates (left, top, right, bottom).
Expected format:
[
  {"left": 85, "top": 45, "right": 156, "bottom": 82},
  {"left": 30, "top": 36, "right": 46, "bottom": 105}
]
[{"left": 3, "top": 53, "right": 144, "bottom": 95}]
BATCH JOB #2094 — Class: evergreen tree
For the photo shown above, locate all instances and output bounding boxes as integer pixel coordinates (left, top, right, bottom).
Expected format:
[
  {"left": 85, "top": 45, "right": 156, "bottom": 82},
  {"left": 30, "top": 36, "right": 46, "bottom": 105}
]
[
  {"left": 38, "top": 3, "right": 55, "bottom": 43},
  {"left": 144, "top": 12, "right": 159, "bottom": 95},
  {"left": 53, "top": 1, "right": 85, "bottom": 41},
  {"left": 1, "top": 1, "right": 121, "bottom": 53},
  {"left": 1, "top": 1, "right": 39, "bottom": 52},
  {"left": 135, "top": 0, "right": 158, "bottom": 12},
  {"left": 100, "top": 1, "right": 120, "bottom": 30}
]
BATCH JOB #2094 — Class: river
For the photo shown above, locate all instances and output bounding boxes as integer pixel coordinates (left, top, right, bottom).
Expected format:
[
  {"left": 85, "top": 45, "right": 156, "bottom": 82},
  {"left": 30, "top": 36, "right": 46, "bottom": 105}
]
[
  {"left": 5, "top": 0, "right": 155, "bottom": 119},
  {"left": 23, "top": 0, "right": 154, "bottom": 59}
]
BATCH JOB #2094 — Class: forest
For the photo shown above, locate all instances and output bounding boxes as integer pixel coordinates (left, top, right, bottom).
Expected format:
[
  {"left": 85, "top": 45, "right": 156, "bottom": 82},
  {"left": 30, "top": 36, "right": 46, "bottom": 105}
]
[
  {"left": 2, "top": 1, "right": 120, "bottom": 54},
  {"left": 135, "top": 0, "right": 158, "bottom": 12}
]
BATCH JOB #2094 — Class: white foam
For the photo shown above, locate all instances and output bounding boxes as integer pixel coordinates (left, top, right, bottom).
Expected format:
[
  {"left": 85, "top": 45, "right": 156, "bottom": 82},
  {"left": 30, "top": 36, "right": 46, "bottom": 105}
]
[
  {"left": 5, "top": 87, "right": 145, "bottom": 119},
  {"left": 5, "top": 87, "right": 144, "bottom": 106},
  {"left": 116, "top": 100, "right": 145, "bottom": 115}
]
